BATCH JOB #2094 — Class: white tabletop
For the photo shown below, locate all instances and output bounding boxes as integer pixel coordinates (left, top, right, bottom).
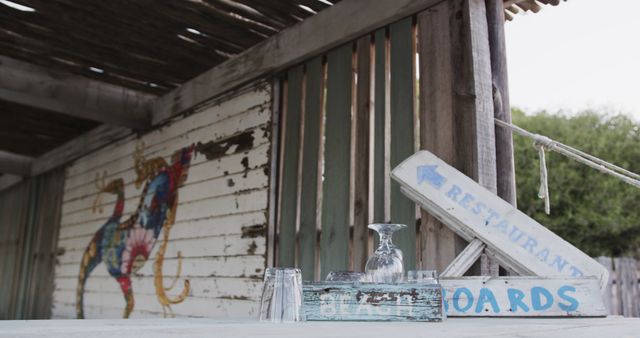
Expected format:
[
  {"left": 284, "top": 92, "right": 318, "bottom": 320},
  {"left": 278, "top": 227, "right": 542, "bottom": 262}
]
[{"left": 1, "top": 317, "right": 638, "bottom": 338}]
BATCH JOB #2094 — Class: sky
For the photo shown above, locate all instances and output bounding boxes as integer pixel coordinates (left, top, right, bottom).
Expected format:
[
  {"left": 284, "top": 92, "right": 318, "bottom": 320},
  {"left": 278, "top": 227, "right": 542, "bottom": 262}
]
[{"left": 505, "top": 0, "right": 640, "bottom": 121}]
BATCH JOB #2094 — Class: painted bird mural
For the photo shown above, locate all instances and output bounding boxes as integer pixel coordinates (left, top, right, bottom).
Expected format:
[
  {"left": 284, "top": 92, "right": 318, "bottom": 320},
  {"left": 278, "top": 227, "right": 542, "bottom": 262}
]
[{"left": 76, "top": 143, "right": 195, "bottom": 318}]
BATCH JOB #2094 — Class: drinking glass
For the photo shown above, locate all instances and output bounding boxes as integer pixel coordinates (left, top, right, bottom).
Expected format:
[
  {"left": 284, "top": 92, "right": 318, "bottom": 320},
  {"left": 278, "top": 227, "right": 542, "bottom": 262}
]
[
  {"left": 365, "top": 223, "right": 406, "bottom": 283},
  {"left": 259, "top": 268, "right": 304, "bottom": 322},
  {"left": 325, "top": 271, "right": 366, "bottom": 282},
  {"left": 407, "top": 270, "right": 439, "bottom": 284}
]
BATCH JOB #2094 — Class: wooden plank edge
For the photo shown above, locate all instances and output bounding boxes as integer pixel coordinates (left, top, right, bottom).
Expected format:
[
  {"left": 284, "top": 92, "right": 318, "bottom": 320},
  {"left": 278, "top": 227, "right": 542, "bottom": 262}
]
[{"left": 0, "top": 56, "right": 154, "bottom": 129}]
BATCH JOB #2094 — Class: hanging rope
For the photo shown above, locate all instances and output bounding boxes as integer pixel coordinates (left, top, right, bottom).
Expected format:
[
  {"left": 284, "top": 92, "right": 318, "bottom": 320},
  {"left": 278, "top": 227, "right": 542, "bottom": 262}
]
[
  {"left": 534, "top": 141, "right": 550, "bottom": 214},
  {"left": 494, "top": 118, "right": 640, "bottom": 215}
]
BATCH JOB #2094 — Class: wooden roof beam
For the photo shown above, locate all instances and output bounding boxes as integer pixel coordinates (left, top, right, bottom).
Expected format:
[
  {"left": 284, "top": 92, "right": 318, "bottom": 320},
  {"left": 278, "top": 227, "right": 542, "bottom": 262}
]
[
  {"left": 0, "top": 56, "right": 155, "bottom": 129},
  {"left": 0, "top": 150, "right": 33, "bottom": 176},
  {"left": 0, "top": 174, "right": 22, "bottom": 191},
  {"left": 152, "top": 0, "right": 447, "bottom": 124},
  {"left": 31, "top": 124, "right": 131, "bottom": 176}
]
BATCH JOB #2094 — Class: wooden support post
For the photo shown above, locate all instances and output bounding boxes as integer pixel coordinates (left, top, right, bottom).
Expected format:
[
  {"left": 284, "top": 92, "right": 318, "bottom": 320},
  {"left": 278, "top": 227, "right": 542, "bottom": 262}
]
[
  {"left": 452, "top": 0, "right": 498, "bottom": 276},
  {"left": 418, "top": 1, "right": 467, "bottom": 272},
  {"left": 418, "top": 0, "right": 498, "bottom": 274},
  {"left": 486, "top": 0, "right": 517, "bottom": 275},
  {"left": 486, "top": 0, "right": 516, "bottom": 207}
]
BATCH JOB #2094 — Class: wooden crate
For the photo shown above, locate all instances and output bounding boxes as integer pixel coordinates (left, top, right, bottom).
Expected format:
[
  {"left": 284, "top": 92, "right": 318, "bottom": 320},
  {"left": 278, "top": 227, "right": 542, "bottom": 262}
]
[{"left": 303, "top": 282, "right": 444, "bottom": 322}]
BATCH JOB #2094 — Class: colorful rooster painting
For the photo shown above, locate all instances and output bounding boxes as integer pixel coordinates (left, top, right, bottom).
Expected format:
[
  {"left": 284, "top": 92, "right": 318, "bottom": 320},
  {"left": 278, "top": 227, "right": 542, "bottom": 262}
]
[{"left": 76, "top": 143, "right": 195, "bottom": 318}]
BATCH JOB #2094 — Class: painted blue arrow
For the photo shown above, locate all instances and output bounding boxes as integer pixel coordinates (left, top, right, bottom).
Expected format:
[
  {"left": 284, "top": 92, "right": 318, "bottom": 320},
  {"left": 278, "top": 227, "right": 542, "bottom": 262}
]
[{"left": 417, "top": 165, "right": 446, "bottom": 189}]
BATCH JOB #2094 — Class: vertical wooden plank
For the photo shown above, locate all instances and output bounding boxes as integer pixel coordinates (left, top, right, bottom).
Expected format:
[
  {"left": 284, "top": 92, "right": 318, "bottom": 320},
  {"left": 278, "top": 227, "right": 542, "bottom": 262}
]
[
  {"left": 620, "top": 257, "right": 634, "bottom": 317},
  {"left": 622, "top": 257, "right": 638, "bottom": 317},
  {"left": 635, "top": 259, "right": 640, "bottom": 318},
  {"left": 389, "top": 18, "right": 417, "bottom": 270},
  {"left": 418, "top": 0, "right": 497, "bottom": 275},
  {"left": 373, "top": 29, "right": 387, "bottom": 223},
  {"left": 620, "top": 258, "right": 629, "bottom": 317},
  {"left": 449, "top": 0, "right": 498, "bottom": 276},
  {"left": 15, "top": 178, "right": 39, "bottom": 319},
  {"left": 315, "top": 61, "right": 328, "bottom": 280},
  {"left": 486, "top": 0, "right": 514, "bottom": 277},
  {"left": 417, "top": 2, "right": 464, "bottom": 272},
  {"left": 21, "top": 169, "right": 64, "bottom": 318},
  {"left": 596, "top": 256, "right": 614, "bottom": 314},
  {"left": 0, "top": 182, "right": 29, "bottom": 319},
  {"left": 371, "top": 28, "right": 387, "bottom": 253},
  {"left": 613, "top": 257, "right": 623, "bottom": 315},
  {"left": 486, "top": 0, "right": 516, "bottom": 207},
  {"left": 268, "top": 78, "right": 282, "bottom": 269},
  {"left": 278, "top": 65, "right": 304, "bottom": 267},
  {"left": 298, "top": 57, "right": 324, "bottom": 281},
  {"left": 353, "top": 36, "right": 373, "bottom": 272},
  {"left": 450, "top": 0, "right": 497, "bottom": 192},
  {"left": 320, "top": 43, "right": 353, "bottom": 278}
]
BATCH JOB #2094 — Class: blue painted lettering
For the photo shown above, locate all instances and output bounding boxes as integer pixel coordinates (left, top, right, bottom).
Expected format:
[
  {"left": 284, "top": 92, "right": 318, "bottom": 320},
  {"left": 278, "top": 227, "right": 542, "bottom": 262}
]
[
  {"left": 507, "top": 288, "right": 529, "bottom": 313},
  {"left": 458, "top": 193, "right": 475, "bottom": 209},
  {"left": 569, "top": 266, "right": 584, "bottom": 277},
  {"left": 508, "top": 226, "right": 526, "bottom": 243},
  {"left": 442, "top": 288, "right": 449, "bottom": 313},
  {"left": 471, "top": 202, "right": 486, "bottom": 215},
  {"left": 452, "top": 288, "right": 474, "bottom": 313},
  {"left": 521, "top": 236, "right": 538, "bottom": 253},
  {"left": 535, "top": 248, "right": 550, "bottom": 263},
  {"left": 485, "top": 209, "right": 500, "bottom": 225},
  {"left": 557, "top": 285, "right": 579, "bottom": 312},
  {"left": 550, "top": 255, "right": 568, "bottom": 273},
  {"left": 493, "top": 220, "right": 509, "bottom": 233},
  {"left": 475, "top": 288, "right": 500, "bottom": 313},
  {"left": 447, "top": 185, "right": 462, "bottom": 202},
  {"left": 531, "top": 287, "right": 553, "bottom": 311}
]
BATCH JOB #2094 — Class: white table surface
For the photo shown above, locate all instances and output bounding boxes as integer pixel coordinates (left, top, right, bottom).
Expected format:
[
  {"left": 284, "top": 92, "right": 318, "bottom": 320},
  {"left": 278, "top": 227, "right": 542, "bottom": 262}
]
[{"left": 1, "top": 317, "right": 639, "bottom": 338}]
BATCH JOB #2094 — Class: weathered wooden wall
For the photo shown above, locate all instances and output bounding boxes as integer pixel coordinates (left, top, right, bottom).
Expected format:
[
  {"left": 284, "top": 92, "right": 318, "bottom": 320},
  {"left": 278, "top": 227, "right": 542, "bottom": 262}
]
[{"left": 51, "top": 84, "right": 272, "bottom": 318}]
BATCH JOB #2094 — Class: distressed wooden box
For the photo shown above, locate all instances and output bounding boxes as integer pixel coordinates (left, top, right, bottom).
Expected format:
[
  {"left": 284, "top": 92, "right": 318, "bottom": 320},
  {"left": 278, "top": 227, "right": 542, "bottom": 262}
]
[{"left": 302, "top": 282, "right": 444, "bottom": 322}]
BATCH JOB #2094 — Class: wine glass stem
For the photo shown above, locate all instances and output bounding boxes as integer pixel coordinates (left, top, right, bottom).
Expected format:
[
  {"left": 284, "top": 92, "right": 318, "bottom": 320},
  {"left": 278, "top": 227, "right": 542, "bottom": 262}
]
[{"left": 378, "top": 233, "right": 393, "bottom": 251}]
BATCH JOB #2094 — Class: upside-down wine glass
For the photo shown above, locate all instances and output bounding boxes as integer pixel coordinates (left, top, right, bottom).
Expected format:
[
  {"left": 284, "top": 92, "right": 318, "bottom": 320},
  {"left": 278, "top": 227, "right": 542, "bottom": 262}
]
[{"left": 365, "top": 223, "right": 406, "bottom": 283}]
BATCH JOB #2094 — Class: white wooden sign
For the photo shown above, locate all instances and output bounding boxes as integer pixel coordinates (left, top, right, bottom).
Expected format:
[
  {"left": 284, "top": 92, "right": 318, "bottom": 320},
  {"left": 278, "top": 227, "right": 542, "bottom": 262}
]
[
  {"left": 441, "top": 277, "right": 606, "bottom": 317},
  {"left": 391, "top": 151, "right": 609, "bottom": 290}
]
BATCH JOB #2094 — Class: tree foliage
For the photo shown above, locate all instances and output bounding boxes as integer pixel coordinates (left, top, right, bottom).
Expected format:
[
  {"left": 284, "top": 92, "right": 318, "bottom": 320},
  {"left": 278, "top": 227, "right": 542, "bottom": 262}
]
[{"left": 512, "top": 109, "right": 640, "bottom": 257}]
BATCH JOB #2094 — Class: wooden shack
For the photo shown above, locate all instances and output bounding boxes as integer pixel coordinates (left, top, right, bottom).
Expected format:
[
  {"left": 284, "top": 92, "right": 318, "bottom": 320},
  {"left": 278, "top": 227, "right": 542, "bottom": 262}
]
[{"left": 0, "top": 0, "right": 562, "bottom": 319}]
